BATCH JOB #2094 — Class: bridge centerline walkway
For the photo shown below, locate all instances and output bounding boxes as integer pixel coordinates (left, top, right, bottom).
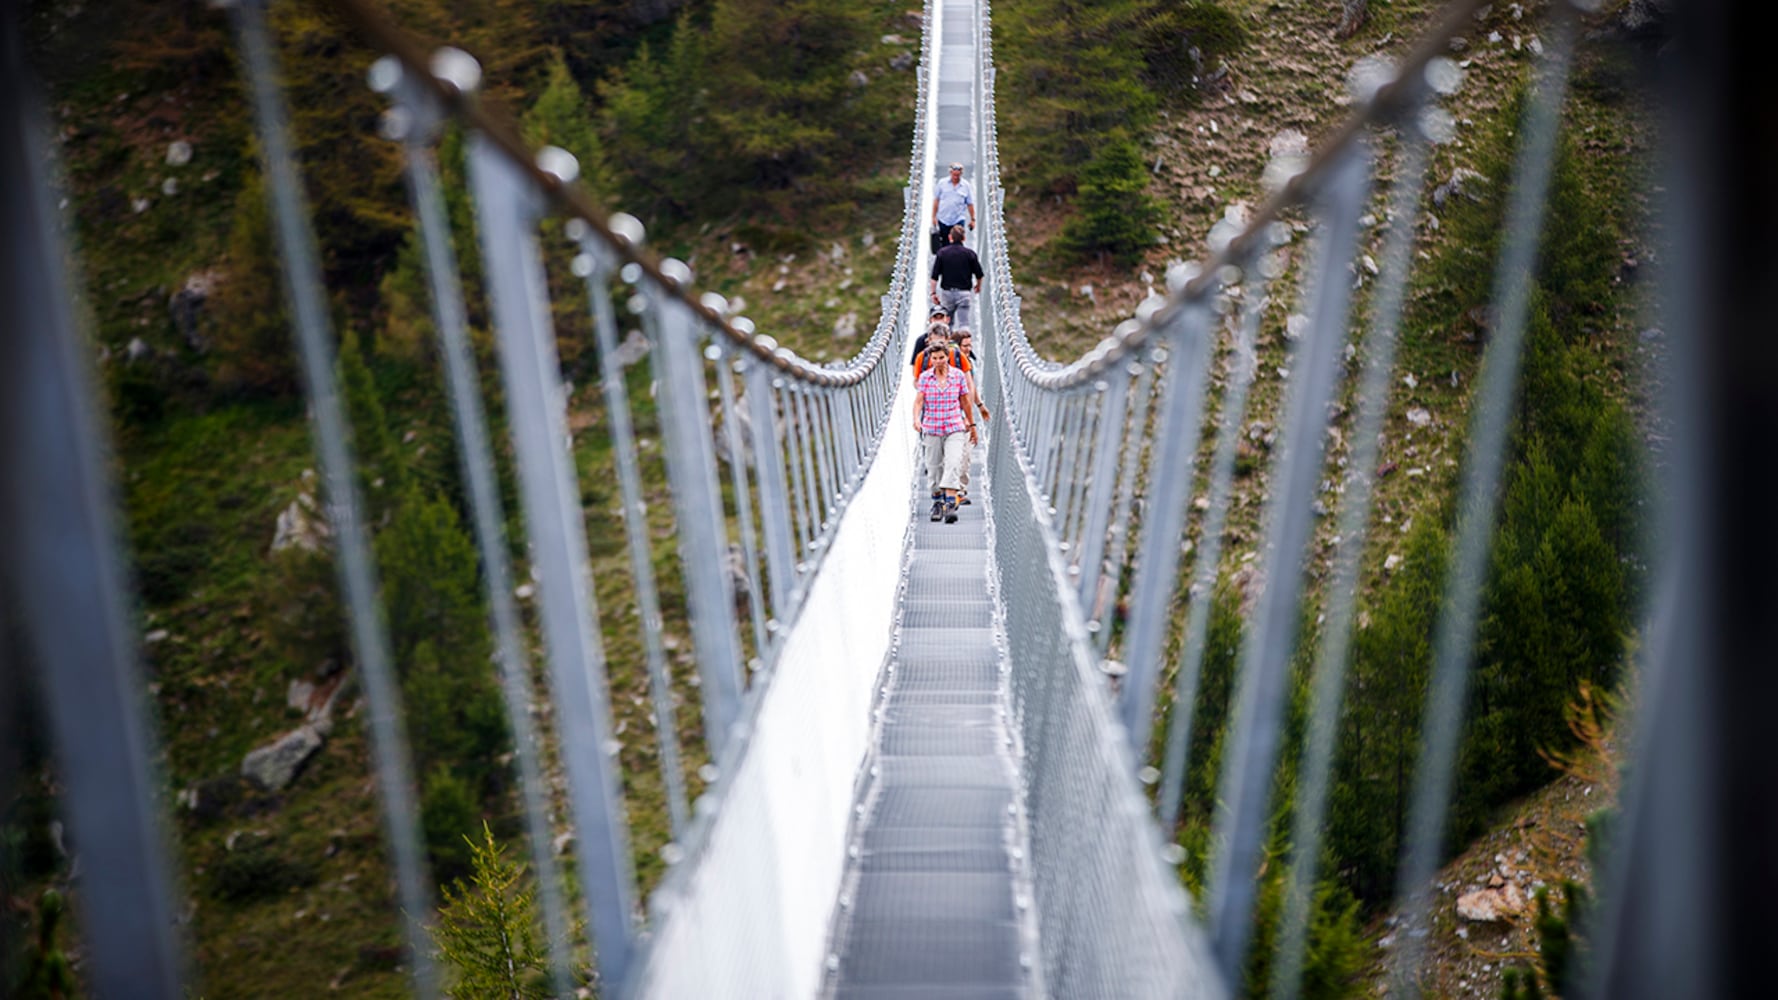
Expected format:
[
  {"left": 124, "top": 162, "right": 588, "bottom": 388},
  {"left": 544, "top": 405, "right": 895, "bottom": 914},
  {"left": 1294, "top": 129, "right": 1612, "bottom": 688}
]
[
  {"left": 819, "top": 1, "right": 1038, "bottom": 996},
  {"left": 820, "top": 437, "right": 1037, "bottom": 1000}
]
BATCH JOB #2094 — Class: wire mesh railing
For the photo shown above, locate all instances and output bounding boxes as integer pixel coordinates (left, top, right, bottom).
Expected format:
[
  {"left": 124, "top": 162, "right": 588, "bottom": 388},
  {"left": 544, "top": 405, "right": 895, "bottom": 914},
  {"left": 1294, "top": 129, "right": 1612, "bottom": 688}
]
[
  {"left": 973, "top": 0, "right": 1697, "bottom": 996},
  {"left": 3, "top": 0, "right": 1750, "bottom": 995},
  {"left": 3, "top": 0, "right": 926, "bottom": 994}
]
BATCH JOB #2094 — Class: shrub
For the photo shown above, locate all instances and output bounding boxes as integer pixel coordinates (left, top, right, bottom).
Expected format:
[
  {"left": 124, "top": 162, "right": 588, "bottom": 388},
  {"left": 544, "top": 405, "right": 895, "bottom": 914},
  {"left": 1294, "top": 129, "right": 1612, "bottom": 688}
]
[{"left": 210, "top": 840, "right": 318, "bottom": 903}]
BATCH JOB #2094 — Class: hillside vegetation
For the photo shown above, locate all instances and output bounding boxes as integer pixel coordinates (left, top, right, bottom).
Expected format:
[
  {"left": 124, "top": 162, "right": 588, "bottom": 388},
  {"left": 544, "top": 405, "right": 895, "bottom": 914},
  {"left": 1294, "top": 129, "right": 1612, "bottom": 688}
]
[
  {"left": 990, "top": 1, "right": 1659, "bottom": 997},
  {"left": 6, "top": 0, "right": 1662, "bottom": 997},
  {"left": 12, "top": 0, "right": 913, "bottom": 994}
]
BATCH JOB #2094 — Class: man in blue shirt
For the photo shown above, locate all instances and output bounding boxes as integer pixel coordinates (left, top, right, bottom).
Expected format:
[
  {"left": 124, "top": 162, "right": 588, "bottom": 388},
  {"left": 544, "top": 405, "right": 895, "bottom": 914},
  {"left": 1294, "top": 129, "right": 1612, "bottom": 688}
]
[{"left": 931, "top": 161, "right": 975, "bottom": 254}]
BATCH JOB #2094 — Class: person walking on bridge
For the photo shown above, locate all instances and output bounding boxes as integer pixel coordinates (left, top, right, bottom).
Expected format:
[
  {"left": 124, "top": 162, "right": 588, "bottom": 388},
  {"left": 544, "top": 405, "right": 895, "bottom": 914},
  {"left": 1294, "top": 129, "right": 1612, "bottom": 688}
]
[
  {"left": 930, "top": 225, "right": 983, "bottom": 334},
  {"left": 914, "top": 343, "right": 977, "bottom": 524},
  {"left": 952, "top": 327, "right": 989, "bottom": 506},
  {"left": 931, "top": 161, "right": 975, "bottom": 254}
]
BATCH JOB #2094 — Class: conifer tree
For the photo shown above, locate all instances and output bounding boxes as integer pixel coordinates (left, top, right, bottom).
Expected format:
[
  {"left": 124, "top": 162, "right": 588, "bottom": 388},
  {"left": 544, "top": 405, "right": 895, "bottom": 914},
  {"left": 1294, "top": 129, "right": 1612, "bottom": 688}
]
[
  {"left": 377, "top": 229, "right": 435, "bottom": 364},
  {"left": 1060, "top": 133, "right": 1160, "bottom": 263},
  {"left": 1460, "top": 442, "right": 1625, "bottom": 833},
  {"left": 211, "top": 170, "right": 299, "bottom": 396},
  {"left": 1329, "top": 516, "right": 1448, "bottom": 902},
  {"left": 523, "top": 50, "right": 612, "bottom": 198},
  {"left": 376, "top": 488, "right": 505, "bottom": 795},
  {"left": 12, "top": 889, "right": 76, "bottom": 1000},
  {"left": 702, "top": 0, "right": 874, "bottom": 190},
  {"left": 996, "top": 0, "right": 1159, "bottom": 193},
  {"left": 340, "top": 333, "right": 410, "bottom": 521},
  {"left": 434, "top": 823, "right": 551, "bottom": 1000},
  {"left": 599, "top": 17, "right": 712, "bottom": 216}
]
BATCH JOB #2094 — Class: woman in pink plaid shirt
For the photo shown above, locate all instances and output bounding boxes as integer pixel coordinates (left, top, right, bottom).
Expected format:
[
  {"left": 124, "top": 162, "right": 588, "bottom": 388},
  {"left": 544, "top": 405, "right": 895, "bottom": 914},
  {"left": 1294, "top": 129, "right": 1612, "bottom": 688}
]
[{"left": 914, "top": 344, "right": 978, "bottom": 523}]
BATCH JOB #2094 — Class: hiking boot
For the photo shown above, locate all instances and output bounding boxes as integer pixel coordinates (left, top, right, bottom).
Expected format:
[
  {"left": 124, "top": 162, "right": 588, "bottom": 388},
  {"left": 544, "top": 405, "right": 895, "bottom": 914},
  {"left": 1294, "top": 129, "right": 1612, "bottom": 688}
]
[
  {"left": 930, "top": 498, "right": 944, "bottom": 522},
  {"left": 958, "top": 494, "right": 972, "bottom": 505},
  {"left": 943, "top": 499, "right": 959, "bottom": 524}
]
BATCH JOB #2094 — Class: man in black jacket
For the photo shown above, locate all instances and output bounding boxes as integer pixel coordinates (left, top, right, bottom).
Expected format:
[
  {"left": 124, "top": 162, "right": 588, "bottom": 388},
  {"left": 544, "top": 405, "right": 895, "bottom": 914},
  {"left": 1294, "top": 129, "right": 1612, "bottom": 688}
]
[{"left": 929, "top": 225, "right": 983, "bottom": 332}]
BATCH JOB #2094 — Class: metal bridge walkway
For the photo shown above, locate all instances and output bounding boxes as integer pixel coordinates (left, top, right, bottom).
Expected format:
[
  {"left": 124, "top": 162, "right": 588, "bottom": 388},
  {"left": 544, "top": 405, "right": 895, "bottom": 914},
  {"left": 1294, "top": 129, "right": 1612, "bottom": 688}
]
[
  {"left": 822, "top": 444, "right": 1037, "bottom": 1000},
  {"left": 820, "top": 3, "right": 1035, "bottom": 995}
]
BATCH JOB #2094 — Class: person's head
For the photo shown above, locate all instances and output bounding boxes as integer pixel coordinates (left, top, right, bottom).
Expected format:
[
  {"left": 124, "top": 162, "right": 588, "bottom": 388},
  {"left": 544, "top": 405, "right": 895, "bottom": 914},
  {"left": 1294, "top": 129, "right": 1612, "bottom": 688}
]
[
  {"left": 953, "top": 328, "right": 973, "bottom": 352},
  {"left": 926, "top": 345, "right": 950, "bottom": 370},
  {"left": 948, "top": 225, "right": 966, "bottom": 244},
  {"left": 929, "top": 307, "right": 950, "bottom": 324},
  {"left": 948, "top": 162, "right": 963, "bottom": 182},
  {"left": 927, "top": 321, "right": 951, "bottom": 342}
]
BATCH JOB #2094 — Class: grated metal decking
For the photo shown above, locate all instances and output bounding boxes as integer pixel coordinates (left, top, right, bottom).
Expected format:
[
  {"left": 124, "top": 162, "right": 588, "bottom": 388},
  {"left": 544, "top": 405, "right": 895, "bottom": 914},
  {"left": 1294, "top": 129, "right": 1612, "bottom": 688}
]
[
  {"left": 822, "top": 436, "right": 1038, "bottom": 999},
  {"left": 822, "top": 3, "right": 1036, "bottom": 994}
]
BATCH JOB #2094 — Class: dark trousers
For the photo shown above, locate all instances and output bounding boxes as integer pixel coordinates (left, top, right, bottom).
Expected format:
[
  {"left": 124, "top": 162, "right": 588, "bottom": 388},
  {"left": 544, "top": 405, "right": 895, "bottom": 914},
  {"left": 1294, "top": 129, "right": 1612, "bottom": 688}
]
[{"left": 931, "top": 223, "right": 965, "bottom": 255}]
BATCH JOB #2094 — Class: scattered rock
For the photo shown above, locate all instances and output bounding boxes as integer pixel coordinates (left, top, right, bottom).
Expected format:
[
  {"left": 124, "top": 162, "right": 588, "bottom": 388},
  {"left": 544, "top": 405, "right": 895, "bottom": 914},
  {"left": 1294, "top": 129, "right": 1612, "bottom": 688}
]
[
  {"left": 1431, "top": 167, "right": 1487, "bottom": 208},
  {"left": 715, "top": 390, "right": 758, "bottom": 468},
  {"left": 272, "top": 485, "right": 330, "bottom": 554},
  {"left": 1406, "top": 407, "right": 1432, "bottom": 428},
  {"left": 890, "top": 52, "right": 915, "bottom": 72},
  {"left": 609, "top": 328, "right": 651, "bottom": 369},
  {"left": 166, "top": 140, "right": 193, "bottom": 167},
  {"left": 125, "top": 337, "right": 152, "bottom": 364},
  {"left": 241, "top": 725, "right": 324, "bottom": 792},
  {"left": 849, "top": 70, "right": 870, "bottom": 89},
  {"left": 169, "top": 270, "right": 220, "bottom": 351},
  {"left": 880, "top": 34, "right": 906, "bottom": 45},
  {"left": 554, "top": 831, "right": 576, "bottom": 856},
  {"left": 726, "top": 543, "right": 752, "bottom": 613},
  {"left": 1268, "top": 129, "right": 1310, "bottom": 160},
  {"left": 182, "top": 775, "right": 245, "bottom": 825},
  {"left": 833, "top": 311, "right": 859, "bottom": 340},
  {"left": 287, "top": 679, "right": 316, "bottom": 713},
  {"left": 1457, "top": 877, "right": 1527, "bottom": 922},
  {"left": 1618, "top": 0, "right": 1672, "bottom": 41},
  {"left": 1384, "top": 553, "right": 1403, "bottom": 573}
]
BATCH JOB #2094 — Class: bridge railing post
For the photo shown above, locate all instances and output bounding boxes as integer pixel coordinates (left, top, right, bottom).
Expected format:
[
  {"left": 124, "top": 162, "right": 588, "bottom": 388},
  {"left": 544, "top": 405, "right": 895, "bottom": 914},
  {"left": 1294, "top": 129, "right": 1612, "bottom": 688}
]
[
  {"left": 1386, "top": 9, "right": 1580, "bottom": 991},
  {"left": 468, "top": 134, "right": 638, "bottom": 991},
  {"left": 744, "top": 355, "right": 801, "bottom": 626},
  {"left": 708, "top": 335, "right": 773, "bottom": 663},
  {"left": 1268, "top": 75, "right": 1444, "bottom": 999},
  {"left": 2, "top": 17, "right": 184, "bottom": 995},
  {"left": 1113, "top": 299, "right": 1218, "bottom": 748},
  {"left": 1155, "top": 239, "right": 1274, "bottom": 837},
  {"left": 1205, "top": 137, "right": 1372, "bottom": 983},
  {"left": 228, "top": 3, "right": 441, "bottom": 991},
  {"left": 643, "top": 276, "right": 747, "bottom": 760},
  {"left": 373, "top": 51, "right": 578, "bottom": 993}
]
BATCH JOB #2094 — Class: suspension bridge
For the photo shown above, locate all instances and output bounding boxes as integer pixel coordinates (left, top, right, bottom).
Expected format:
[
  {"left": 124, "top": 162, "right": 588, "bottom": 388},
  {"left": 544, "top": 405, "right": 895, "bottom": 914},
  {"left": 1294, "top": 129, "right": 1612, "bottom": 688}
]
[{"left": 2, "top": 0, "right": 1768, "bottom": 997}]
